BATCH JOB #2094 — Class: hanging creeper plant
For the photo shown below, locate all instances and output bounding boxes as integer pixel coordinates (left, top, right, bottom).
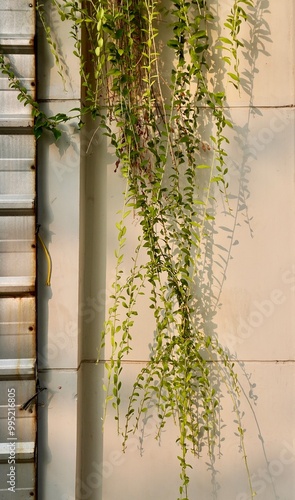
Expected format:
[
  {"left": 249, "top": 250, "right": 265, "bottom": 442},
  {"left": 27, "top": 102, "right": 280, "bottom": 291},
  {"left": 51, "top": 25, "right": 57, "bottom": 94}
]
[
  {"left": 1, "top": 0, "right": 255, "bottom": 498},
  {"left": 87, "top": 1, "right": 254, "bottom": 498}
]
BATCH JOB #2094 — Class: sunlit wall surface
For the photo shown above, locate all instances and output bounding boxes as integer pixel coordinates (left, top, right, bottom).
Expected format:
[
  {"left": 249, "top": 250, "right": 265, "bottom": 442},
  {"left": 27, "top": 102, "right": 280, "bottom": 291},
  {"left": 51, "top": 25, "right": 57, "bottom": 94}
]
[{"left": 34, "top": 2, "right": 295, "bottom": 500}]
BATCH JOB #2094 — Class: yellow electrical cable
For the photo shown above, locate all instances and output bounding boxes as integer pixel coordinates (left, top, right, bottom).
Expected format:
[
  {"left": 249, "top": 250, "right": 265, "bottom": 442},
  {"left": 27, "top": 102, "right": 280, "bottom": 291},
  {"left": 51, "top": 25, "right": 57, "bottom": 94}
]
[{"left": 38, "top": 233, "right": 52, "bottom": 286}]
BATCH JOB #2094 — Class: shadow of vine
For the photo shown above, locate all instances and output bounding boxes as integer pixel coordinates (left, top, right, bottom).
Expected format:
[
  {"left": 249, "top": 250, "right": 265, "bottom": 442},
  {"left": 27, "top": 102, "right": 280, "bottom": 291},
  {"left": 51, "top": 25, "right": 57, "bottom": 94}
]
[{"left": 137, "top": 1, "right": 275, "bottom": 498}]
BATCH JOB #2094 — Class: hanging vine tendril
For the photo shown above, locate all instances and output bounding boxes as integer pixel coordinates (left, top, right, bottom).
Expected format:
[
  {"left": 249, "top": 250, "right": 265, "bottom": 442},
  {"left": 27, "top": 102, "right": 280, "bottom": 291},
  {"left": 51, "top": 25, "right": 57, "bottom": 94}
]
[{"left": 0, "top": 1, "right": 256, "bottom": 498}]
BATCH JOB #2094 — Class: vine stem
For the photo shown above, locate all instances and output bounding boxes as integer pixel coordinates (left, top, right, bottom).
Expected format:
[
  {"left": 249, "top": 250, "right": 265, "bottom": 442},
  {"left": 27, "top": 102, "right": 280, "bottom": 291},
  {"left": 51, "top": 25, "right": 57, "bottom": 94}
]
[{"left": 206, "top": 347, "right": 256, "bottom": 498}]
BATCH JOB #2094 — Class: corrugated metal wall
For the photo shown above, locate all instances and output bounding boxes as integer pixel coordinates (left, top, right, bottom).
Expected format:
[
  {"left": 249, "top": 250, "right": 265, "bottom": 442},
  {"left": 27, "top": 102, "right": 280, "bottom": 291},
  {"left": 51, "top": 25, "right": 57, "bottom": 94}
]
[{"left": 0, "top": 1, "right": 37, "bottom": 498}]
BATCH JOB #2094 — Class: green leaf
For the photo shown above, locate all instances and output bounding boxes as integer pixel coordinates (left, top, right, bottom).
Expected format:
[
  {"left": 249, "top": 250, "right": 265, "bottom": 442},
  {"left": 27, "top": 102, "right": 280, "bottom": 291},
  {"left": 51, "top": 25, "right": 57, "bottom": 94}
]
[
  {"left": 52, "top": 128, "right": 62, "bottom": 140},
  {"left": 228, "top": 72, "right": 240, "bottom": 82},
  {"left": 219, "top": 37, "right": 233, "bottom": 45}
]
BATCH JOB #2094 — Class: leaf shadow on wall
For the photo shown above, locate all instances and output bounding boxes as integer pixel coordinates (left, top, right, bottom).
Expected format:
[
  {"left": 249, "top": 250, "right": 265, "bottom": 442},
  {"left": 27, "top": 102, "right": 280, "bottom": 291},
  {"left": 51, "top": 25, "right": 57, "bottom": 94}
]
[
  {"left": 196, "top": 2, "right": 280, "bottom": 499},
  {"left": 138, "top": 2, "right": 278, "bottom": 499}
]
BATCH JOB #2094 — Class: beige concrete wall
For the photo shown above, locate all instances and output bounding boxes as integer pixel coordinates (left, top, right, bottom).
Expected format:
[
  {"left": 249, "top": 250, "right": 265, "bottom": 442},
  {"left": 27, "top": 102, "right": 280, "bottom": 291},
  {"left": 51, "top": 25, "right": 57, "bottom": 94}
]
[
  {"left": 97, "top": 3, "right": 295, "bottom": 500},
  {"left": 36, "top": 4, "right": 81, "bottom": 498},
  {"left": 36, "top": 2, "right": 295, "bottom": 500}
]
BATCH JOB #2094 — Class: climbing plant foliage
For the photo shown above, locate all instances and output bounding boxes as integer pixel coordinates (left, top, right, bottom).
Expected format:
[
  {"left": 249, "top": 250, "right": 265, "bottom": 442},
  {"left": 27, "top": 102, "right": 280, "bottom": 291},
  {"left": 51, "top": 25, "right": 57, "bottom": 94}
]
[{"left": 0, "top": 1, "right": 256, "bottom": 498}]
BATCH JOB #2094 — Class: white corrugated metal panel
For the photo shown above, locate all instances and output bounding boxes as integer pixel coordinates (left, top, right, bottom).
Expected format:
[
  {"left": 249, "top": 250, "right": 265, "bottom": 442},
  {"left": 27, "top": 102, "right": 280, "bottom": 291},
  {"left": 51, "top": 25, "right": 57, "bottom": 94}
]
[
  {"left": 0, "top": 297, "right": 35, "bottom": 359},
  {"left": 0, "top": 1, "right": 35, "bottom": 46},
  {"left": 0, "top": 61, "right": 35, "bottom": 127},
  {"left": 0, "top": 216, "right": 35, "bottom": 281},
  {"left": 0, "top": 54, "right": 34, "bottom": 91},
  {"left": 0, "top": 131, "right": 35, "bottom": 209},
  {"left": 0, "top": 1, "right": 37, "bottom": 498},
  {"left": 0, "top": 441, "right": 35, "bottom": 460},
  {"left": 0, "top": 379, "right": 36, "bottom": 418},
  {"left": 0, "top": 463, "right": 35, "bottom": 498},
  {"left": 0, "top": 0, "right": 35, "bottom": 126}
]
